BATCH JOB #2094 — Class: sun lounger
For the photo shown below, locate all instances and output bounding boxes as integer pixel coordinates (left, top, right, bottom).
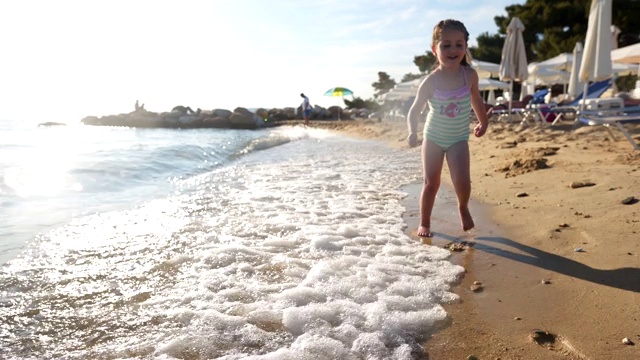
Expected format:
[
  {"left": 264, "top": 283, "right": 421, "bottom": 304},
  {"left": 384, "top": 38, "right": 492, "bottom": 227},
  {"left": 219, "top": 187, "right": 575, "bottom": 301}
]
[
  {"left": 491, "top": 95, "right": 536, "bottom": 123},
  {"left": 578, "top": 109, "right": 640, "bottom": 150},
  {"left": 547, "top": 79, "right": 613, "bottom": 125}
]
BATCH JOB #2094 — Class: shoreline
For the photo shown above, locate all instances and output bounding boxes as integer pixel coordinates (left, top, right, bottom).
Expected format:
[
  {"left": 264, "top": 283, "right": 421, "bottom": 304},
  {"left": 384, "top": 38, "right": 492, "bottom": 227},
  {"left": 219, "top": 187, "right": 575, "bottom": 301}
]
[{"left": 325, "top": 118, "right": 640, "bottom": 359}]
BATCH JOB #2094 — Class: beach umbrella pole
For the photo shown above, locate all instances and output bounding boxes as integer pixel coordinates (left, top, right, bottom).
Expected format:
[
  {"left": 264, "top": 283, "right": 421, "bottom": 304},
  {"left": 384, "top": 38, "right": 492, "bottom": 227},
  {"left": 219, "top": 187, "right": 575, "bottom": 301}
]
[{"left": 508, "top": 81, "right": 514, "bottom": 120}]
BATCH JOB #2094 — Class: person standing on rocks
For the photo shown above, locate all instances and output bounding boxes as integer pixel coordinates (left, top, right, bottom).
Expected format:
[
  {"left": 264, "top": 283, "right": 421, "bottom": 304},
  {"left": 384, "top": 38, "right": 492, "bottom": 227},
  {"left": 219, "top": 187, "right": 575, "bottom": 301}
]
[{"left": 300, "top": 93, "right": 312, "bottom": 126}]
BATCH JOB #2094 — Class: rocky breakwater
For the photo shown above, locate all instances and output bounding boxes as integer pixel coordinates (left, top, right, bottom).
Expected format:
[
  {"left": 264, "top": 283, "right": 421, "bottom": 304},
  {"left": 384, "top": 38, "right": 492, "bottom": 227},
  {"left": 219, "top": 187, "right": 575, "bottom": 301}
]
[
  {"left": 81, "top": 106, "right": 294, "bottom": 130},
  {"left": 80, "top": 104, "right": 369, "bottom": 130}
]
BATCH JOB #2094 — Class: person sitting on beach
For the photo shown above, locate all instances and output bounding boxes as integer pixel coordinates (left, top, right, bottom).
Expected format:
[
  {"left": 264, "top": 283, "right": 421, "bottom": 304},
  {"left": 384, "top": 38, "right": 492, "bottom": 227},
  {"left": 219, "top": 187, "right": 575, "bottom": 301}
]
[
  {"left": 615, "top": 92, "right": 640, "bottom": 107},
  {"left": 406, "top": 19, "right": 489, "bottom": 238},
  {"left": 135, "top": 100, "right": 145, "bottom": 112}
]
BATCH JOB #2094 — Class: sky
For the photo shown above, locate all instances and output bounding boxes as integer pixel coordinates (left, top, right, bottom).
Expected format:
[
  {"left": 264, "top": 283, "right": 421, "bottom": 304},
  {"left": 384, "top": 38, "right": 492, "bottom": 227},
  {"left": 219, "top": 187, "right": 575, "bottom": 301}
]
[{"left": 0, "top": 0, "right": 524, "bottom": 123}]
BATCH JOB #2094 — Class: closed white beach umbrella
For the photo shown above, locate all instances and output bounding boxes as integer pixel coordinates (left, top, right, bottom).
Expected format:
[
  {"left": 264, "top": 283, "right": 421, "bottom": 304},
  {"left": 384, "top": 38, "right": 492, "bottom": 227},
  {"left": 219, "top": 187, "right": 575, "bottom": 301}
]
[
  {"left": 579, "top": 0, "right": 613, "bottom": 88},
  {"left": 568, "top": 42, "right": 585, "bottom": 100},
  {"left": 499, "top": 17, "right": 529, "bottom": 114}
]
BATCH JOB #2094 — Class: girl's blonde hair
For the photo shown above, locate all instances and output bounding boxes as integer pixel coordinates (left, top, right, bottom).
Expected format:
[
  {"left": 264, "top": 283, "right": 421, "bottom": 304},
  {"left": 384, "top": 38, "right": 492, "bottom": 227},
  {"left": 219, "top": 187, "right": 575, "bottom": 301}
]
[{"left": 431, "top": 19, "right": 471, "bottom": 66}]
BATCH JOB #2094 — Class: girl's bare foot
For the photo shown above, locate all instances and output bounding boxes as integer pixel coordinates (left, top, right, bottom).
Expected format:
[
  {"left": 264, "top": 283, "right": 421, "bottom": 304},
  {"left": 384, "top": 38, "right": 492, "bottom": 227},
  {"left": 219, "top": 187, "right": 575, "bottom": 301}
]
[
  {"left": 460, "top": 208, "right": 475, "bottom": 231},
  {"left": 417, "top": 225, "right": 433, "bottom": 238}
]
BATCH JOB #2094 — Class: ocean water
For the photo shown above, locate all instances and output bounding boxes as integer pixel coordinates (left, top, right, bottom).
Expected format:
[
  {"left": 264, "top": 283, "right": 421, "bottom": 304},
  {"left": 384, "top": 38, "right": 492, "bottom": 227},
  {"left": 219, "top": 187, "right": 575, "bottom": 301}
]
[{"left": 0, "top": 119, "right": 466, "bottom": 359}]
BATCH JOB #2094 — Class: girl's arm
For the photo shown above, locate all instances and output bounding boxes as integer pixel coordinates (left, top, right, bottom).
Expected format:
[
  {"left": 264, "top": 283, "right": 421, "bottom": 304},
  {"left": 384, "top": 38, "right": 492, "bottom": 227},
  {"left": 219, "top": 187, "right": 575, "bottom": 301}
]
[
  {"left": 406, "top": 75, "right": 432, "bottom": 146},
  {"left": 468, "top": 68, "right": 489, "bottom": 137}
]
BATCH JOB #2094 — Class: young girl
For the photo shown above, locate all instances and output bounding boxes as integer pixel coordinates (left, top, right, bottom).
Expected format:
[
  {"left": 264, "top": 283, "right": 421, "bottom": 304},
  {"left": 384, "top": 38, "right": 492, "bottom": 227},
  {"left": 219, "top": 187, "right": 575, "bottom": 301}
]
[{"left": 407, "top": 19, "right": 489, "bottom": 238}]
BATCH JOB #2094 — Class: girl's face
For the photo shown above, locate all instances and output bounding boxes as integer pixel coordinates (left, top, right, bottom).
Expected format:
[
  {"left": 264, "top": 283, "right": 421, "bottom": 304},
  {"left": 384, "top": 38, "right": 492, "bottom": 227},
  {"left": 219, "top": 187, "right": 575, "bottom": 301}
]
[{"left": 432, "top": 29, "right": 467, "bottom": 67}]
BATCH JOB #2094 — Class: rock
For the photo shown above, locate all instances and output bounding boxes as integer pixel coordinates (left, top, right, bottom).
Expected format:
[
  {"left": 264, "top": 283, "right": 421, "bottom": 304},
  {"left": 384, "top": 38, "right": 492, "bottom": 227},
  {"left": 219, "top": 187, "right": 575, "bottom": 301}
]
[
  {"left": 444, "top": 241, "right": 475, "bottom": 252},
  {"left": 622, "top": 337, "right": 634, "bottom": 345},
  {"left": 38, "top": 121, "right": 67, "bottom": 127},
  {"left": 558, "top": 223, "right": 569, "bottom": 228},
  {"left": 212, "top": 109, "right": 233, "bottom": 118},
  {"left": 79, "top": 104, "right": 368, "bottom": 130},
  {"left": 81, "top": 115, "right": 103, "bottom": 125},
  {"left": 574, "top": 248, "right": 585, "bottom": 252},
  {"left": 229, "top": 113, "right": 257, "bottom": 129},
  {"left": 569, "top": 181, "right": 596, "bottom": 189},
  {"left": 255, "top": 108, "right": 269, "bottom": 120},
  {"left": 466, "top": 356, "right": 479, "bottom": 360},
  {"left": 515, "top": 316, "right": 522, "bottom": 320},
  {"left": 621, "top": 196, "right": 637, "bottom": 205},
  {"left": 500, "top": 141, "right": 518, "bottom": 148},
  {"left": 516, "top": 192, "right": 529, "bottom": 197},
  {"left": 178, "top": 115, "right": 203, "bottom": 127},
  {"left": 541, "top": 279, "right": 551, "bottom": 284},
  {"left": 448, "top": 243, "right": 466, "bottom": 252},
  {"left": 202, "top": 116, "right": 231, "bottom": 128},
  {"left": 470, "top": 284, "right": 483, "bottom": 292}
]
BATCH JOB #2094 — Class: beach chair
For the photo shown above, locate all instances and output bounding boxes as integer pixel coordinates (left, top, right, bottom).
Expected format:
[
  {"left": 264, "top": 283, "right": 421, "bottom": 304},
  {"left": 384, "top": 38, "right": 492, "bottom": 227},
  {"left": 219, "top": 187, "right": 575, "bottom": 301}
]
[
  {"left": 491, "top": 95, "right": 535, "bottom": 123},
  {"left": 519, "top": 89, "right": 555, "bottom": 123},
  {"left": 491, "top": 89, "right": 552, "bottom": 124},
  {"left": 578, "top": 108, "right": 640, "bottom": 150},
  {"left": 547, "top": 79, "right": 613, "bottom": 125}
]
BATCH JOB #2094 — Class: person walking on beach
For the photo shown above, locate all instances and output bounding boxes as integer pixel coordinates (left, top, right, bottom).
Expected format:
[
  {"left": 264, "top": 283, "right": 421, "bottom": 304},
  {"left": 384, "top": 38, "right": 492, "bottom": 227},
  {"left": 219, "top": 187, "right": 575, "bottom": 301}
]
[
  {"left": 300, "top": 93, "right": 312, "bottom": 126},
  {"left": 406, "top": 19, "right": 489, "bottom": 238}
]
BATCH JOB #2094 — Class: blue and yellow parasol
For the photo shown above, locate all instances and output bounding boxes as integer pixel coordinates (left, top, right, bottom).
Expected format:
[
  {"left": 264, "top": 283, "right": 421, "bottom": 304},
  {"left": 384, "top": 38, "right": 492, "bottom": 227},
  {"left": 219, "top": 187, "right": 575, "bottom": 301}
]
[
  {"left": 324, "top": 87, "right": 353, "bottom": 120},
  {"left": 324, "top": 87, "right": 353, "bottom": 97}
]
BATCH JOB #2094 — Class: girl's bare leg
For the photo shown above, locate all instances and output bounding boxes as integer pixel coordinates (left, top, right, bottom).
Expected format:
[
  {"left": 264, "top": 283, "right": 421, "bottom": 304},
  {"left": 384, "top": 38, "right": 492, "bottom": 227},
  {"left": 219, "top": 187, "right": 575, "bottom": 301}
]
[
  {"left": 419, "top": 139, "right": 445, "bottom": 237},
  {"left": 446, "top": 140, "right": 474, "bottom": 231}
]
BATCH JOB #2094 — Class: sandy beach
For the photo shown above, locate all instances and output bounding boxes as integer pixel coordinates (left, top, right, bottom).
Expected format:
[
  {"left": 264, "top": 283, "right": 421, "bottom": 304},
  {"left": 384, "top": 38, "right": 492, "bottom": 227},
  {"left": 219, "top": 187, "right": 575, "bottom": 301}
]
[{"left": 314, "top": 117, "right": 640, "bottom": 359}]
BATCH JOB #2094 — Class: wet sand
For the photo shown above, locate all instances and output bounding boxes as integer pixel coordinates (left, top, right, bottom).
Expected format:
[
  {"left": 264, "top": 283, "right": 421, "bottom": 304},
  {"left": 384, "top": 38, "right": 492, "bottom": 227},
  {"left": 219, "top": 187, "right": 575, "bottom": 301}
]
[{"left": 315, "top": 117, "right": 640, "bottom": 359}]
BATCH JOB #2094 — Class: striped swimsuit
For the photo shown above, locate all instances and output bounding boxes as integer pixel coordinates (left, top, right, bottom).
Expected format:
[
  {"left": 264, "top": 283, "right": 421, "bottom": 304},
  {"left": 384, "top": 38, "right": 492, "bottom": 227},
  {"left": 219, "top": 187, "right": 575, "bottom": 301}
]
[{"left": 424, "top": 67, "right": 472, "bottom": 151}]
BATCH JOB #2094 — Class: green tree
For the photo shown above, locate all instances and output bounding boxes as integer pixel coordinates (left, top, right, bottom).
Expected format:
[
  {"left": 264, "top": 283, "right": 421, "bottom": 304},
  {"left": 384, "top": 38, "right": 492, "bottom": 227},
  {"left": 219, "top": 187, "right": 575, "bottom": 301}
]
[
  {"left": 469, "top": 32, "right": 505, "bottom": 64},
  {"left": 371, "top": 71, "right": 396, "bottom": 99},
  {"left": 344, "top": 97, "right": 365, "bottom": 109},
  {"left": 494, "top": 0, "right": 640, "bottom": 61},
  {"left": 413, "top": 52, "right": 437, "bottom": 73},
  {"left": 345, "top": 97, "right": 380, "bottom": 111},
  {"left": 494, "top": 0, "right": 588, "bottom": 61}
]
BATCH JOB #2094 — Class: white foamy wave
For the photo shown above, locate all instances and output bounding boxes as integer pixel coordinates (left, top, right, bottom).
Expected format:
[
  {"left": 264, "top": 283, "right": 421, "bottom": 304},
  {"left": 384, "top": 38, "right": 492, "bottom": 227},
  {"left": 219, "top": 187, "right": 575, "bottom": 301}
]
[
  {"left": 237, "top": 125, "right": 332, "bottom": 156},
  {"left": 0, "top": 133, "right": 464, "bottom": 359}
]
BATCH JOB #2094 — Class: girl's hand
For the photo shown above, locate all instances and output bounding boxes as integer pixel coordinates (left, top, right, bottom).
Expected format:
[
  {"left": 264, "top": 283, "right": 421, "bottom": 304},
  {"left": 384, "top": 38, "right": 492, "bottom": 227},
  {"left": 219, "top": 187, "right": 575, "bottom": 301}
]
[
  {"left": 474, "top": 122, "right": 488, "bottom": 137},
  {"left": 407, "top": 133, "right": 419, "bottom": 147}
]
